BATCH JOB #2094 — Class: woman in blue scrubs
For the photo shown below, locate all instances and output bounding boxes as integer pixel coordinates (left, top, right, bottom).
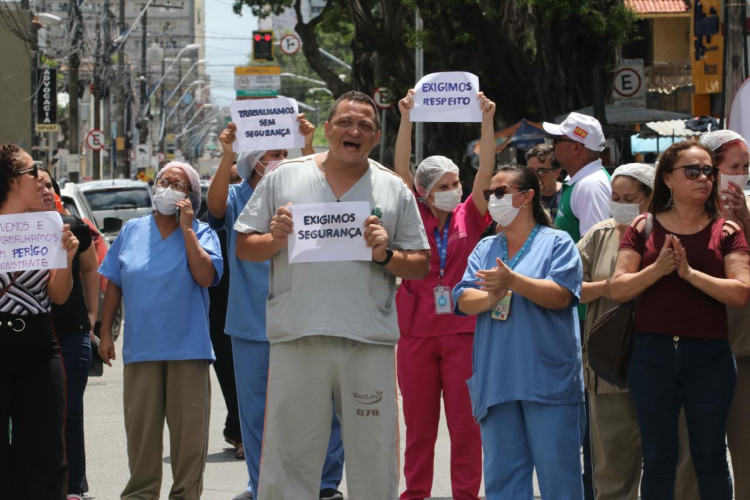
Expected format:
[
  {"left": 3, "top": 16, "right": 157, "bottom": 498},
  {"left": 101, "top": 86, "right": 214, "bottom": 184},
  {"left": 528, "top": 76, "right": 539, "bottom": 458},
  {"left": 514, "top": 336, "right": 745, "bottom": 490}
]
[
  {"left": 98, "top": 162, "right": 222, "bottom": 500},
  {"left": 453, "top": 164, "right": 585, "bottom": 500}
]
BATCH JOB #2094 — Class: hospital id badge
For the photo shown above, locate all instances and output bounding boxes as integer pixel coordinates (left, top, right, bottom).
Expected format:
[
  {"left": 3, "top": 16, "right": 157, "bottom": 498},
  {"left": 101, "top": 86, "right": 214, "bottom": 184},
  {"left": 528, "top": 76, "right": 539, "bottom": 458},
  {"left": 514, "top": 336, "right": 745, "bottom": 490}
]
[
  {"left": 491, "top": 290, "right": 513, "bottom": 321},
  {"left": 433, "top": 286, "right": 453, "bottom": 315}
]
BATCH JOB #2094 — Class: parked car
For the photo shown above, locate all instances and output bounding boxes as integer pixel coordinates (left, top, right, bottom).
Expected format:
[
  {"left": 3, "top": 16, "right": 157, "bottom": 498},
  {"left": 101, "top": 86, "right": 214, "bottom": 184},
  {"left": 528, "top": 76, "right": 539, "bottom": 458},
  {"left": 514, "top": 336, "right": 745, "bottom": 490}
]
[
  {"left": 59, "top": 182, "right": 122, "bottom": 340},
  {"left": 197, "top": 179, "right": 210, "bottom": 219},
  {"left": 77, "top": 179, "right": 153, "bottom": 243}
]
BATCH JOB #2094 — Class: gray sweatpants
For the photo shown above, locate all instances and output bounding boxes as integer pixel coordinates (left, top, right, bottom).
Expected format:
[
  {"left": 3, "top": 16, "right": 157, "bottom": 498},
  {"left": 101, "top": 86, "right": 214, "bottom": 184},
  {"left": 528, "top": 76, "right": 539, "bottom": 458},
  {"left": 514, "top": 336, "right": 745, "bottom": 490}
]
[{"left": 258, "top": 335, "right": 399, "bottom": 499}]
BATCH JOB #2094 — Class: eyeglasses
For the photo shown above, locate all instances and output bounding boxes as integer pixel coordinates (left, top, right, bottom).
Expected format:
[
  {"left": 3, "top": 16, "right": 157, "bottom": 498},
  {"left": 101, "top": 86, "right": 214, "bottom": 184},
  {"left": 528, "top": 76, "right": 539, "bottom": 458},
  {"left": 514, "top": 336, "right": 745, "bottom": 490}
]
[
  {"left": 13, "top": 162, "right": 40, "bottom": 178},
  {"left": 534, "top": 167, "right": 556, "bottom": 176},
  {"left": 482, "top": 185, "right": 519, "bottom": 201},
  {"left": 155, "top": 177, "right": 191, "bottom": 192},
  {"left": 672, "top": 164, "right": 715, "bottom": 180}
]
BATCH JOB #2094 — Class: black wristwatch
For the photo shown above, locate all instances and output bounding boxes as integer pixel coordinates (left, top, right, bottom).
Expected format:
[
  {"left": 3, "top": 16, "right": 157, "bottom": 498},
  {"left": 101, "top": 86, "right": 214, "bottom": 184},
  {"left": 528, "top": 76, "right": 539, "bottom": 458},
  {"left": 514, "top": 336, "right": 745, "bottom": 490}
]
[{"left": 373, "top": 248, "right": 393, "bottom": 266}]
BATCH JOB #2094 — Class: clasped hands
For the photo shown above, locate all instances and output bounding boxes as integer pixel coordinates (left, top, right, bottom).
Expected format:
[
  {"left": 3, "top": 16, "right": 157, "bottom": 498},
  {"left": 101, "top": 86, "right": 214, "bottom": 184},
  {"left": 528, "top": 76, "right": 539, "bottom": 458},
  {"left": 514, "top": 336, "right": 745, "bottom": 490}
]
[{"left": 476, "top": 258, "right": 515, "bottom": 305}]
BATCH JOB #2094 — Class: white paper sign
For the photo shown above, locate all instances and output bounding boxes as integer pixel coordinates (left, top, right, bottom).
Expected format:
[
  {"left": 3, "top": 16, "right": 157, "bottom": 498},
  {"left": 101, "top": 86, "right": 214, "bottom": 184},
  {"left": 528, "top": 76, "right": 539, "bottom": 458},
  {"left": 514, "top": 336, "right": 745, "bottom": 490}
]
[
  {"left": 288, "top": 202, "right": 372, "bottom": 263},
  {"left": 230, "top": 97, "right": 305, "bottom": 152},
  {"left": 410, "top": 72, "right": 481, "bottom": 123},
  {"left": 0, "top": 211, "right": 67, "bottom": 271}
]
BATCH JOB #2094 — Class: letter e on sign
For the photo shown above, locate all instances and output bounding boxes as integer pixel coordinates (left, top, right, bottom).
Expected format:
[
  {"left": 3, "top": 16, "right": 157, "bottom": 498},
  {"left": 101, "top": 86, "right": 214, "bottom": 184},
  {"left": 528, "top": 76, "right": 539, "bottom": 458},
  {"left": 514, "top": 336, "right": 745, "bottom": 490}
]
[{"left": 613, "top": 68, "right": 641, "bottom": 98}]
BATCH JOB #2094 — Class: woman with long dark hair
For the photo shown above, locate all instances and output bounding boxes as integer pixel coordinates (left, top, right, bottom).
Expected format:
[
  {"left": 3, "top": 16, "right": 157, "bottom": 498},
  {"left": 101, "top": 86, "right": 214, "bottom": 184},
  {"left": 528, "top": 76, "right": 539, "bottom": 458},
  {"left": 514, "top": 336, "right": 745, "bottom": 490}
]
[
  {"left": 611, "top": 140, "right": 750, "bottom": 499},
  {"left": 453, "top": 164, "right": 585, "bottom": 499},
  {"left": 0, "top": 143, "right": 79, "bottom": 499}
]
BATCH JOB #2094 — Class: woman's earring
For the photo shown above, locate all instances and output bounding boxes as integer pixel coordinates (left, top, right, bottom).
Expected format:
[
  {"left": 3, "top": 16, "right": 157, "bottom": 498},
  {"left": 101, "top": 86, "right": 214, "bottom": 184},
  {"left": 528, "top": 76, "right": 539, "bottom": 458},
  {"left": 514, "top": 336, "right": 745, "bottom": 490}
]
[
  {"left": 668, "top": 188, "right": 675, "bottom": 207},
  {"left": 522, "top": 202, "right": 529, "bottom": 209}
]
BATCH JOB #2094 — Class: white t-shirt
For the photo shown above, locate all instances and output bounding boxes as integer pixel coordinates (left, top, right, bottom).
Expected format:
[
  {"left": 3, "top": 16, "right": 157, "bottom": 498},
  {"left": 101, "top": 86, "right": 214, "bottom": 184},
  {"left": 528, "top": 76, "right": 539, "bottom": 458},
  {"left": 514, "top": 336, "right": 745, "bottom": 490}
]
[
  {"left": 234, "top": 155, "right": 429, "bottom": 346},
  {"left": 566, "top": 159, "right": 612, "bottom": 237}
]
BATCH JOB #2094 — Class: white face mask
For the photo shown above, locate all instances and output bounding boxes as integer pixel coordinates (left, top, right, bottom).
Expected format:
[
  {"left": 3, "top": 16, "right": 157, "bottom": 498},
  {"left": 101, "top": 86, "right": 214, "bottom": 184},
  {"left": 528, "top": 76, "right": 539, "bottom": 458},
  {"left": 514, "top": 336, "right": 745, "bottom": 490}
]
[
  {"left": 431, "top": 187, "right": 462, "bottom": 212},
  {"left": 256, "top": 160, "right": 282, "bottom": 178},
  {"left": 609, "top": 200, "right": 642, "bottom": 225},
  {"left": 152, "top": 186, "right": 186, "bottom": 215},
  {"left": 488, "top": 194, "right": 520, "bottom": 227},
  {"left": 719, "top": 172, "right": 749, "bottom": 197}
]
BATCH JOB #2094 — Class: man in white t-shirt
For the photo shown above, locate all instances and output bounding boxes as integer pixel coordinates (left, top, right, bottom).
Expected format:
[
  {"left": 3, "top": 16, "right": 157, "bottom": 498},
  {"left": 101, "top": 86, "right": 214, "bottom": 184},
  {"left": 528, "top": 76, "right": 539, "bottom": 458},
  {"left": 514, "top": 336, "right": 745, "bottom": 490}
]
[
  {"left": 543, "top": 112, "right": 611, "bottom": 242},
  {"left": 234, "top": 91, "right": 430, "bottom": 499}
]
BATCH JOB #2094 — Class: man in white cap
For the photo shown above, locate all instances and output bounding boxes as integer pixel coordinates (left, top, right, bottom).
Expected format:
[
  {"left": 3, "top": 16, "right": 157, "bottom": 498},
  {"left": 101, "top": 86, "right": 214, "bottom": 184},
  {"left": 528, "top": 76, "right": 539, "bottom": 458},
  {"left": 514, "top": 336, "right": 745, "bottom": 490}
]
[
  {"left": 208, "top": 118, "right": 346, "bottom": 500},
  {"left": 543, "top": 111, "right": 611, "bottom": 500},
  {"left": 543, "top": 112, "right": 611, "bottom": 242}
]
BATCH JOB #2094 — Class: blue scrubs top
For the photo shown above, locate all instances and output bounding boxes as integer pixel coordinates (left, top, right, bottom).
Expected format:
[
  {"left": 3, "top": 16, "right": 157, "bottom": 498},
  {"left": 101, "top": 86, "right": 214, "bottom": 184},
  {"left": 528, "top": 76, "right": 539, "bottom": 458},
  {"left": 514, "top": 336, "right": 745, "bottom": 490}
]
[
  {"left": 208, "top": 180, "right": 270, "bottom": 341},
  {"left": 452, "top": 226, "right": 584, "bottom": 423},
  {"left": 99, "top": 215, "right": 223, "bottom": 365}
]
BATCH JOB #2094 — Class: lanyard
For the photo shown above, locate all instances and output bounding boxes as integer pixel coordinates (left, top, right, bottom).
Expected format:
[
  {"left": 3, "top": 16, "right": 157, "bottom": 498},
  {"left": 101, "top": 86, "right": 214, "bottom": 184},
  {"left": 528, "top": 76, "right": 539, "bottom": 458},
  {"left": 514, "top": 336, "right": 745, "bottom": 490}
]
[
  {"left": 501, "top": 224, "right": 540, "bottom": 270},
  {"left": 434, "top": 214, "right": 452, "bottom": 285}
]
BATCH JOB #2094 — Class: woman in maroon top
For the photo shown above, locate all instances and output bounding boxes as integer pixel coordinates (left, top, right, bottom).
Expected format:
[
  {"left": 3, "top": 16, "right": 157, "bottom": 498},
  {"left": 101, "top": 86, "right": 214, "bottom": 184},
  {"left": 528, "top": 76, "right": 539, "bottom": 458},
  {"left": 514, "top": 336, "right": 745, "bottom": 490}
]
[{"left": 610, "top": 141, "right": 750, "bottom": 500}]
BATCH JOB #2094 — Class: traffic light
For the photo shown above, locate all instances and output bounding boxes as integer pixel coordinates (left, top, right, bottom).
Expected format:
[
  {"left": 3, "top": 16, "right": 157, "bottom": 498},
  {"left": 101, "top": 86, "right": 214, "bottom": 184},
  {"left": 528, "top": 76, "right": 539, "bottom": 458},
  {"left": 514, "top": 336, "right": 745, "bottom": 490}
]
[{"left": 252, "top": 30, "right": 274, "bottom": 62}]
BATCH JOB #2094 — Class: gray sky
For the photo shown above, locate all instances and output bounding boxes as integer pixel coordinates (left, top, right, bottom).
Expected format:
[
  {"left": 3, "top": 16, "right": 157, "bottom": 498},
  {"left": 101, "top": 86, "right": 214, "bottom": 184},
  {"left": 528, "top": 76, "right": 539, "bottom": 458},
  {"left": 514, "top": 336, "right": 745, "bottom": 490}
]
[{"left": 204, "top": 0, "right": 257, "bottom": 106}]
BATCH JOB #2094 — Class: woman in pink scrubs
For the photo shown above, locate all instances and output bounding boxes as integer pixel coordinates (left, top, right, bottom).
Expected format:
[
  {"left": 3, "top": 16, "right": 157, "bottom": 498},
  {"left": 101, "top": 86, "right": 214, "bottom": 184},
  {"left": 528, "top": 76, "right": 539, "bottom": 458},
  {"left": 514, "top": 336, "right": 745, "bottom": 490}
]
[{"left": 394, "top": 90, "right": 495, "bottom": 500}]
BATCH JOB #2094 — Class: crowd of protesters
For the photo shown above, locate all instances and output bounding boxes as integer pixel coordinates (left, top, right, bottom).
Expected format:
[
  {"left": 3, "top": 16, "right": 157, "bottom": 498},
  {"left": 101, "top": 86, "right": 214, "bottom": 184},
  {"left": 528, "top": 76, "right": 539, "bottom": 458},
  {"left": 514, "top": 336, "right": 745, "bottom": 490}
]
[{"left": 3, "top": 90, "right": 750, "bottom": 500}]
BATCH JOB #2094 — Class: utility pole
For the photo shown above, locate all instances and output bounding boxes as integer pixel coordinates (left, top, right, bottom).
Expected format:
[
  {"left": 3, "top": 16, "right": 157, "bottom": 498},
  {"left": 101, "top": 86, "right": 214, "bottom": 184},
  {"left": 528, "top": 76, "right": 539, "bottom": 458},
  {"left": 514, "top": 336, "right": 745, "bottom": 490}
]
[
  {"left": 93, "top": 20, "right": 102, "bottom": 179},
  {"left": 68, "top": 0, "right": 82, "bottom": 183},
  {"left": 101, "top": 0, "right": 112, "bottom": 179},
  {"left": 114, "top": 0, "right": 129, "bottom": 178}
]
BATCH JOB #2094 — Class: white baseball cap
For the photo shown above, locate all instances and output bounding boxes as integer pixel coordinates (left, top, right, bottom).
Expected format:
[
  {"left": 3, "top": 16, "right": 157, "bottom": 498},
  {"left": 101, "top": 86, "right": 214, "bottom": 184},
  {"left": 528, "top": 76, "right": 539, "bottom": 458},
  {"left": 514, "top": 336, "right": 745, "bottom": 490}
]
[{"left": 543, "top": 112, "right": 606, "bottom": 152}]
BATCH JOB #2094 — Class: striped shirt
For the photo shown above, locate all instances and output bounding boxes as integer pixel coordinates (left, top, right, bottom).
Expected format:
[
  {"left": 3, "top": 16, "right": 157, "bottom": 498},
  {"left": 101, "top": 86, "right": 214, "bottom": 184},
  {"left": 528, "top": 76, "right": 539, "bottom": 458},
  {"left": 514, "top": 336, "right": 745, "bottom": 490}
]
[{"left": 0, "top": 271, "right": 52, "bottom": 315}]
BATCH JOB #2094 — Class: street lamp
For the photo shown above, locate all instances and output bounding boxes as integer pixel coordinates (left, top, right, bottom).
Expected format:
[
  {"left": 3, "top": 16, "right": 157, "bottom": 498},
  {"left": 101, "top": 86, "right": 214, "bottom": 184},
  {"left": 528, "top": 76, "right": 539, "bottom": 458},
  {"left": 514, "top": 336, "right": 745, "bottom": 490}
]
[
  {"left": 165, "top": 80, "right": 205, "bottom": 122},
  {"left": 141, "top": 43, "right": 200, "bottom": 117},
  {"left": 164, "top": 59, "right": 208, "bottom": 103},
  {"left": 182, "top": 104, "right": 213, "bottom": 132}
]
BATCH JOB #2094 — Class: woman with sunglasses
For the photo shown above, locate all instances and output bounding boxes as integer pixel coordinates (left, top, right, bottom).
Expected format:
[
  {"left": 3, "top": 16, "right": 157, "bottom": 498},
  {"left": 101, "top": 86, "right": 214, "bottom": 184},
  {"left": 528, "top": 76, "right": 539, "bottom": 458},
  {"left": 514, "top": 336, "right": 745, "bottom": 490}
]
[
  {"left": 453, "top": 164, "right": 584, "bottom": 499},
  {"left": 393, "top": 90, "right": 495, "bottom": 500},
  {"left": 98, "top": 162, "right": 222, "bottom": 499},
  {"left": 610, "top": 141, "right": 750, "bottom": 499},
  {"left": 0, "top": 144, "right": 80, "bottom": 499},
  {"left": 699, "top": 130, "right": 750, "bottom": 500}
]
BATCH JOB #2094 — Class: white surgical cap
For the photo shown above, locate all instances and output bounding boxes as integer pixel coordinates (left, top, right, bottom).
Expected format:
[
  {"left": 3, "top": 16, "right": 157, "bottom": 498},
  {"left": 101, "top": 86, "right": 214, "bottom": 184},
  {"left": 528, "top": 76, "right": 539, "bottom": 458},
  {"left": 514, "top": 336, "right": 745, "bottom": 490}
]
[
  {"left": 611, "top": 162, "right": 655, "bottom": 190},
  {"left": 414, "top": 155, "right": 460, "bottom": 198},
  {"left": 236, "top": 150, "right": 266, "bottom": 180},
  {"left": 699, "top": 130, "right": 747, "bottom": 152}
]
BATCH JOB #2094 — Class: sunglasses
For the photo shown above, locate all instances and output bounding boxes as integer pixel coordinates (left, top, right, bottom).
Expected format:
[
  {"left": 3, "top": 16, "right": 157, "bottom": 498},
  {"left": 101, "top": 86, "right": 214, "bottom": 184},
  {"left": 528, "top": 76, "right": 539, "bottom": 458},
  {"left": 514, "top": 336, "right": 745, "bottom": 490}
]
[
  {"left": 13, "top": 162, "right": 40, "bottom": 178},
  {"left": 552, "top": 136, "right": 577, "bottom": 145},
  {"left": 482, "top": 185, "right": 519, "bottom": 201},
  {"left": 672, "top": 164, "right": 715, "bottom": 180}
]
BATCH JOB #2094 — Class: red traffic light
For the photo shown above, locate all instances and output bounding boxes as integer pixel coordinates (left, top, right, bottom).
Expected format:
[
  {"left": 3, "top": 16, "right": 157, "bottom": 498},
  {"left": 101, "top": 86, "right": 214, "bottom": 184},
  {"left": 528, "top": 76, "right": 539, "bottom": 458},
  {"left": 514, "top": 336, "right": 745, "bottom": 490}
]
[
  {"left": 254, "top": 34, "right": 261, "bottom": 42},
  {"left": 264, "top": 34, "right": 272, "bottom": 41}
]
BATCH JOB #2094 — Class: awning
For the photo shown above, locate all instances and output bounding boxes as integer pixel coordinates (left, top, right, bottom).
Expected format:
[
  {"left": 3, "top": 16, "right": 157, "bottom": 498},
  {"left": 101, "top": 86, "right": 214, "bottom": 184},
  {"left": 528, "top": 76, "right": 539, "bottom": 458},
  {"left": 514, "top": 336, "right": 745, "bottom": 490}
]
[
  {"left": 472, "top": 119, "right": 546, "bottom": 154},
  {"left": 639, "top": 120, "right": 699, "bottom": 137},
  {"left": 554, "top": 105, "right": 690, "bottom": 125}
]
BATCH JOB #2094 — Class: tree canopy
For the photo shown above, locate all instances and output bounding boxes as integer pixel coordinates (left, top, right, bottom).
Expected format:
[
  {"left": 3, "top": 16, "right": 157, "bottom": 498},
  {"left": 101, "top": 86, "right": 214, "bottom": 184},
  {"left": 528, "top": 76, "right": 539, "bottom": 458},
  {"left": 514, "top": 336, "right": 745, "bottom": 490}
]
[{"left": 233, "top": 0, "right": 637, "bottom": 166}]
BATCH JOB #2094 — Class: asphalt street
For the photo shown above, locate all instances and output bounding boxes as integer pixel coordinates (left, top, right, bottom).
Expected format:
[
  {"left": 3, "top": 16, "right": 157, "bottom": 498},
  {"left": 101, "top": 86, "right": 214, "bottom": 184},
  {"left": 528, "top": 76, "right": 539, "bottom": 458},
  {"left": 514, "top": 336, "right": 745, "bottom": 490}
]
[{"left": 81, "top": 333, "right": 508, "bottom": 499}]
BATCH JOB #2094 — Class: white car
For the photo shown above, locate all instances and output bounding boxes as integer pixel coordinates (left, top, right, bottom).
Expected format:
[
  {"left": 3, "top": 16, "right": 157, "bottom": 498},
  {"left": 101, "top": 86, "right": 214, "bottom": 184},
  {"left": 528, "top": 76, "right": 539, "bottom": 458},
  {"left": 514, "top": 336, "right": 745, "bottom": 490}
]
[
  {"left": 59, "top": 182, "right": 122, "bottom": 341},
  {"left": 77, "top": 179, "right": 153, "bottom": 243}
]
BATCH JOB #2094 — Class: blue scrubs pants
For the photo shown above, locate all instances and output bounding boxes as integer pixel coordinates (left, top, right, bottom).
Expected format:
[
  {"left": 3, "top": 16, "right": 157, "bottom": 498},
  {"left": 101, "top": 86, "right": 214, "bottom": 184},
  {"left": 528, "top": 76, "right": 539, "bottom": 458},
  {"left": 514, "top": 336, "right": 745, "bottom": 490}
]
[
  {"left": 480, "top": 400, "right": 585, "bottom": 500},
  {"left": 231, "top": 337, "right": 344, "bottom": 495}
]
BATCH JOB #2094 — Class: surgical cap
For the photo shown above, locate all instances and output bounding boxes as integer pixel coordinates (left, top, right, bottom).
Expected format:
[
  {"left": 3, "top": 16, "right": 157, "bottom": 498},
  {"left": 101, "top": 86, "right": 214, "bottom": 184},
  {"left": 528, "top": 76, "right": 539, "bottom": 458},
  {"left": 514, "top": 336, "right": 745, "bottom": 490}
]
[
  {"left": 157, "top": 161, "right": 201, "bottom": 210},
  {"left": 414, "top": 156, "right": 460, "bottom": 198},
  {"left": 611, "top": 162, "right": 655, "bottom": 190},
  {"left": 699, "top": 130, "right": 747, "bottom": 152},
  {"left": 236, "top": 150, "right": 266, "bottom": 180}
]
